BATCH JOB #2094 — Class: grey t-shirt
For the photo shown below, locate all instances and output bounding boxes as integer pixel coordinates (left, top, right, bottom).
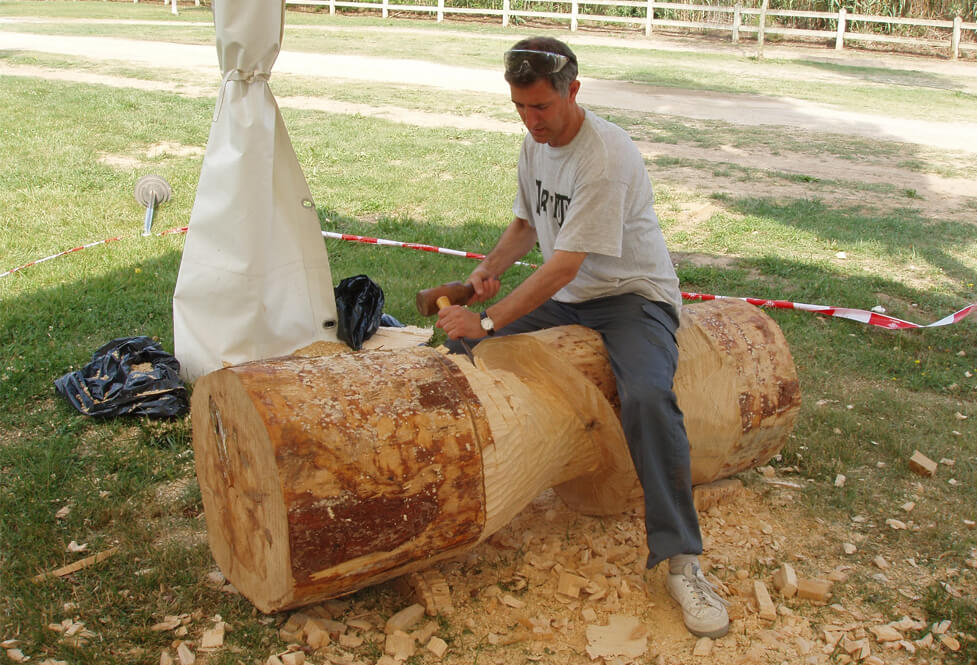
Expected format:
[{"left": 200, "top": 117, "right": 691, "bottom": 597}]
[{"left": 513, "top": 109, "right": 681, "bottom": 312}]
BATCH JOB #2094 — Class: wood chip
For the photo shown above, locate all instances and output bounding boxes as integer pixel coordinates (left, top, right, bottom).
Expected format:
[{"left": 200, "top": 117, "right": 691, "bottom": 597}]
[
  {"left": 426, "top": 636, "right": 448, "bottom": 658},
  {"left": 176, "top": 643, "right": 195, "bottom": 665},
  {"left": 908, "top": 450, "right": 938, "bottom": 476},
  {"left": 869, "top": 624, "right": 903, "bottom": 642},
  {"left": 280, "top": 652, "right": 305, "bottom": 665},
  {"left": 385, "top": 604, "right": 425, "bottom": 635},
  {"left": 772, "top": 563, "right": 798, "bottom": 598},
  {"left": 557, "top": 571, "right": 589, "bottom": 598},
  {"left": 753, "top": 581, "right": 777, "bottom": 621},
  {"left": 32, "top": 547, "right": 120, "bottom": 582},
  {"left": 303, "top": 622, "right": 330, "bottom": 649},
  {"left": 501, "top": 594, "right": 525, "bottom": 609},
  {"left": 842, "top": 543, "right": 857, "bottom": 555},
  {"left": 585, "top": 615, "right": 647, "bottom": 660},
  {"left": 692, "top": 637, "right": 713, "bottom": 656},
  {"left": 797, "top": 578, "right": 832, "bottom": 602},
  {"left": 692, "top": 478, "right": 745, "bottom": 512},
  {"left": 873, "top": 555, "right": 890, "bottom": 569},
  {"left": 395, "top": 570, "right": 454, "bottom": 616},
  {"left": 886, "top": 518, "right": 908, "bottom": 530},
  {"left": 384, "top": 631, "right": 414, "bottom": 660},
  {"left": 939, "top": 634, "right": 961, "bottom": 651},
  {"left": 199, "top": 624, "right": 225, "bottom": 650}
]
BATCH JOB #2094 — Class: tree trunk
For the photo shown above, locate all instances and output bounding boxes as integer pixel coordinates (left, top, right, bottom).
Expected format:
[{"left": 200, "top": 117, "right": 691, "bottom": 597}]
[{"left": 191, "top": 298, "right": 800, "bottom": 612}]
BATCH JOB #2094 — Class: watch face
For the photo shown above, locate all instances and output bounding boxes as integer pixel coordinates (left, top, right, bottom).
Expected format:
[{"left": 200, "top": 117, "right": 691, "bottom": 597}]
[{"left": 481, "top": 317, "right": 493, "bottom": 331}]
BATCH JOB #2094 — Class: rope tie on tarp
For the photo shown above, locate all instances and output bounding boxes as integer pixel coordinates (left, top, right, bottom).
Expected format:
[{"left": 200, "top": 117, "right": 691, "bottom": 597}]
[{"left": 214, "top": 68, "right": 272, "bottom": 121}]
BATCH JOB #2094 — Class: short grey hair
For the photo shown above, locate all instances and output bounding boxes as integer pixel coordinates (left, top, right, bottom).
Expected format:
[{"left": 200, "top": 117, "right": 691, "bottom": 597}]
[{"left": 504, "top": 37, "right": 578, "bottom": 97}]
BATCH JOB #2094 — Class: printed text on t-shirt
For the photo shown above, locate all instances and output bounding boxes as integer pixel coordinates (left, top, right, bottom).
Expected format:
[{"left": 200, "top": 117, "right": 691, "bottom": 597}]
[{"left": 535, "top": 180, "right": 571, "bottom": 227}]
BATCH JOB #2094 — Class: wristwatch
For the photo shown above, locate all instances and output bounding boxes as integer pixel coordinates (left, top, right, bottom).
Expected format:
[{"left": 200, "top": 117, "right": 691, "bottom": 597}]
[{"left": 480, "top": 311, "right": 496, "bottom": 336}]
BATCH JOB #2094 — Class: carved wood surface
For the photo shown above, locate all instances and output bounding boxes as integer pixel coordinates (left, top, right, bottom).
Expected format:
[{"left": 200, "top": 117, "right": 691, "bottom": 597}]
[{"left": 191, "top": 298, "right": 800, "bottom": 612}]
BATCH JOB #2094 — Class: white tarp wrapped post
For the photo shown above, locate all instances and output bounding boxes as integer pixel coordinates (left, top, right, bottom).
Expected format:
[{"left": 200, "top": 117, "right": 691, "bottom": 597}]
[{"left": 173, "top": 0, "right": 337, "bottom": 381}]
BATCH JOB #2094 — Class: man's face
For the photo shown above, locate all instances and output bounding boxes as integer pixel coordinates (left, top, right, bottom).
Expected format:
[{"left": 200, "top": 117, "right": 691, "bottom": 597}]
[{"left": 510, "top": 78, "right": 581, "bottom": 148}]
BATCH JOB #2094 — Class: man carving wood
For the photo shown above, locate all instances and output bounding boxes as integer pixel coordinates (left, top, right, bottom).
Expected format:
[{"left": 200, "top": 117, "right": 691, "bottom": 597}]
[{"left": 436, "top": 36, "right": 730, "bottom": 638}]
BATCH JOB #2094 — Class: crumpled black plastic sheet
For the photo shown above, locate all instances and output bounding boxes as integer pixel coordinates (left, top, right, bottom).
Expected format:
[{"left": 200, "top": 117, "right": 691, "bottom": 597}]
[
  {"left": 334, "top": 274, "right": 385, "bottom": 351},
  {"left": 54, "top": 336, "right": 188, "bottom": 418}
]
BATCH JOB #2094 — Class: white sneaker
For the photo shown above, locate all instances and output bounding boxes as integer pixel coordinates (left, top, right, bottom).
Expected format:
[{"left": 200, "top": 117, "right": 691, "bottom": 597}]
[{"left": 666, "top": 561, "right": 730, "bottom": 638}]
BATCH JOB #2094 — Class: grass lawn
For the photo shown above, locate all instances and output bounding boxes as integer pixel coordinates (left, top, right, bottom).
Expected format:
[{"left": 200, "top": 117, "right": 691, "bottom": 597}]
[{"left": 1, "top": 2, "right": 976, "bottom": 664}]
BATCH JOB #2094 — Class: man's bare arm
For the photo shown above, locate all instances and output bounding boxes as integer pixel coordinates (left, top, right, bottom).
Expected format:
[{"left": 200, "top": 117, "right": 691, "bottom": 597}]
[{"left": 467, "top": 217, "right": 540, "bottom": 303}]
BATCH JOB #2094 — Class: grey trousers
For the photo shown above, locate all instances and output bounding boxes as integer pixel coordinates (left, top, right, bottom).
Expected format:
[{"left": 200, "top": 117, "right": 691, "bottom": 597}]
[{"left": 448, "top": 293, "right": 703, "bottom": 568}]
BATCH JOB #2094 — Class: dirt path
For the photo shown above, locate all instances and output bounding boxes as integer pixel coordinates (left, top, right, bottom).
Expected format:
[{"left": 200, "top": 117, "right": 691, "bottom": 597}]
[
  {"left": 4, "top": 21, "right": 977, "bottom": 224},
  {"left": 4, "top": 28, "right": 977, "bottom": 154}
]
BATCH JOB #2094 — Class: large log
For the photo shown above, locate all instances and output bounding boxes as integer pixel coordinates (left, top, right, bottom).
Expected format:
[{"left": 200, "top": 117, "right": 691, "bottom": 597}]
[{"left": 191, "top": 298, "right": 800, "bottom": 612}]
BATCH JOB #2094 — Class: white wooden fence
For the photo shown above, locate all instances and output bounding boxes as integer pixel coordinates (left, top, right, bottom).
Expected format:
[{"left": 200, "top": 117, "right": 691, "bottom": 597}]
[{"left": 283, "top": 0, "right": 977, "bottom": 60}]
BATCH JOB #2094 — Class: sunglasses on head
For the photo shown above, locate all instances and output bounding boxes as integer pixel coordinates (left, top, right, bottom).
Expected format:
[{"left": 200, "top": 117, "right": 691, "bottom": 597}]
[{"left": 504, "top": 49, "right": 571, "bottom": 76}]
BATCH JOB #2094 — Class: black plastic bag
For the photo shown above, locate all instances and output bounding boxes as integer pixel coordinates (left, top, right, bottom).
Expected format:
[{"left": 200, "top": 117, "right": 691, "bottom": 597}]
[
  {"left": 54, "top": 336, "right": 188, "bottom": 418},
  {"left": 334, "top": 274, "right": 385, "bottom": 350}
]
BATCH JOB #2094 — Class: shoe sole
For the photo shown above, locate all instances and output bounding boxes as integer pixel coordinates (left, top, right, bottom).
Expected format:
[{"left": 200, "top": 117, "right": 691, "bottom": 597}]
[{"left": 686, "top": 622, "right": 729, "bottom": 639}]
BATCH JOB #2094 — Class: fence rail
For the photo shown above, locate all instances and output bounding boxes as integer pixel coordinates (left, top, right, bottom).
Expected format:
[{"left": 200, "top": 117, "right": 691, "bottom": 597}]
[{"left": 285, "top": 0, "right": 977, "bottom": 59}]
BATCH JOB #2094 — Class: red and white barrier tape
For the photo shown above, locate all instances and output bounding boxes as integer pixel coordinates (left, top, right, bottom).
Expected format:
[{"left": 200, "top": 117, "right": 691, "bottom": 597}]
[
  {"left": 321, "top": 231, "right": 975, "bottom": 329},
  {"left": 0, "top": 226, "right": 188, "bottom": 279},
  {"left": 4, "top": 226, "right": 974, "bottom": 330},
  {"left": 320, "top": 231, "right": 539, "bottom": 268},
  {"left": 683, "top": 293, "right": 976, "bottom": 330}
]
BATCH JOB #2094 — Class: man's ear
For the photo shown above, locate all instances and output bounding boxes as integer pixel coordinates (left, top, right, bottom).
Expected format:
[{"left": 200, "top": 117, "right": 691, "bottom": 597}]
[{"left": 567, "top": 79, "right": 581, "bottom": 102}]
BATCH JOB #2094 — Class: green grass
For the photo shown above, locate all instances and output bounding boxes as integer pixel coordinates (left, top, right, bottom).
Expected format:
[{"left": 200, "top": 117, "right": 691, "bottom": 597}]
[{"left": 1, "top": 2, "right": 976, "bottom": 664}]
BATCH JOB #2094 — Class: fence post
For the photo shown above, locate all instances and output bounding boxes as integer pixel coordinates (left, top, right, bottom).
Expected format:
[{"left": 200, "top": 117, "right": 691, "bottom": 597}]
[
  {"left": 171, "top": 0, "right": 178, "bottom": 16},
  {"left": 437, "top": 0, "right": 444, "bottom": 22},
  {"left": 757, "top": 0, "right": 768, "bottom": 57},
  {"left": 732, "top": 3, "right": 741, "bottom": 43},
  {"left": 330, "top": 0, "right": 336, "bottom": 15},
  {"left": 645, "top": 0, "right": 654, "bottom": 35},
  {"left": 571, "top": 0, "right": 579, "bottom": 31},
  {"left": 835, "top": 7, "right": 846, "bottom": 50},
  {"left": 951, "top": 15, "right": 961, "bottom": 59},
  {"left": 503, "top": 0, "right": 510, "bottom": 27}
]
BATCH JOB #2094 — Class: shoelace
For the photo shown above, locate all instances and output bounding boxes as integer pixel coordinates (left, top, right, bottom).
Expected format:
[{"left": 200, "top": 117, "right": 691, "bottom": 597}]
[{"left": 686, "top": 567, "right": 731, "bottom": 610}]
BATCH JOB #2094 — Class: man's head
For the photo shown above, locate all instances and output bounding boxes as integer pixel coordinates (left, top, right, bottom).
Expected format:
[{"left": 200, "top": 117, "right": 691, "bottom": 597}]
[
  {"left": 503, "top": 37, "right": 578, "bottom": 97},
  {"left": 504, "top": 37, "right": 583, "bottom": 147}
]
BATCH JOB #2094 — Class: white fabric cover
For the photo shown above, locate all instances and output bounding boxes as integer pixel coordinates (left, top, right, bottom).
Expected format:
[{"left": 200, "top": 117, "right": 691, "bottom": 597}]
[{"left": 173, "top": 0, "right": 337, "bottom": 381}]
